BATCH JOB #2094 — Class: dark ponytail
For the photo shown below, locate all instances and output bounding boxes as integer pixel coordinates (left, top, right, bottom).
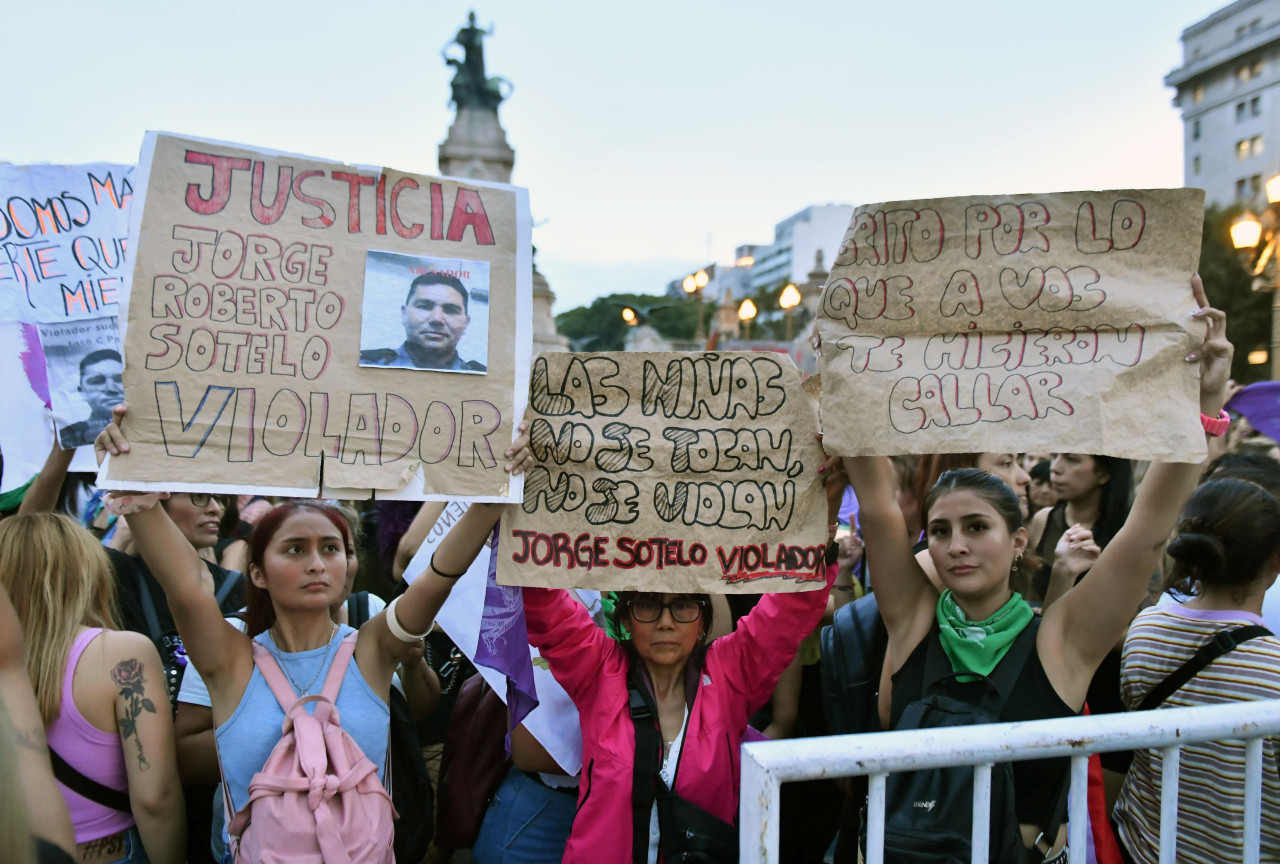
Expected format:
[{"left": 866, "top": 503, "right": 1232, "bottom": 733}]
[{"left": 1164, "top": 479, "right": 1280, "bottom": 597}]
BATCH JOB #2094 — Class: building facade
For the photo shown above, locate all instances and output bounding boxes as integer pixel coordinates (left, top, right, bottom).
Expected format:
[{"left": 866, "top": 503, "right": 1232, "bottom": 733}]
[
  {"left": 747, "top": 204, "right": 852, "bottom": 293},
  {"left": 1167, "top": 0, "right": 1280, "bottom": 207}
]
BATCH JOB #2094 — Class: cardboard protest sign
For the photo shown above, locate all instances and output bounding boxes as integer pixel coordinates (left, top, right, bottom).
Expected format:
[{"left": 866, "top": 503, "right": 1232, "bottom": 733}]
[
  {"left": 499, "top": 352, "right": 828, "bottom": 594},
  {"left": 404, "top": 501, "right": 587, "bottom": 774},
  {"left": 0, "top": 164, "right": 131, "bottom": 490},
  {"left": 816, "top": 189, "right": 1207, "bottom": 462},
  {"left": 101, "top": 133, "right": 531, "bottom": 500}
]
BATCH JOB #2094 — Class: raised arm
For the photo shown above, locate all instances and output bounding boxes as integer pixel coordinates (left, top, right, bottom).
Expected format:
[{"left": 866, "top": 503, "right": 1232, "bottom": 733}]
[
  {"left": 17, "top": 435, "right": 74, "bottom": 516},
  {"left": 106, "top": 631, "right": 186, "bottom": 864},
  {"left": 842, "top": 455, "right": 937, "bottom": 654},
  {"left": 0, "top": 583, "right": 76, "bottom": 859},
  {"left": 357, "top": 423, "right": 534, "bottom": 683},
  {"left": 524, "top": 585, "right": 620, "bottom": 702},
  {"left": 98, "top": 406, "right": 247, "bottom": 685},
  {"left": 392, "top": 501, "right": 447, "bottom": 583},
  {"left": 1045, "top": 277, "right": 1231, "bottom": 682}
]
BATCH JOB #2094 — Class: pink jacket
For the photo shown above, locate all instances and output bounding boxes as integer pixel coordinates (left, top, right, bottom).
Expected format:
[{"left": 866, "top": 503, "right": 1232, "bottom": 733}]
[{"left": 522, "top": 564, "right": 835, "bottom": 864}]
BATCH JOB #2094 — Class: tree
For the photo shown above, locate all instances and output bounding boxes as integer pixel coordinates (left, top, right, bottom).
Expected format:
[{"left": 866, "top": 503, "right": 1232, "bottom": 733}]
[
  {"left": 1198, "top": 206, "right": 1271, "bottom": 384},
  {"left": 555, "top": 292, "right": 710, "bottom": 352}
]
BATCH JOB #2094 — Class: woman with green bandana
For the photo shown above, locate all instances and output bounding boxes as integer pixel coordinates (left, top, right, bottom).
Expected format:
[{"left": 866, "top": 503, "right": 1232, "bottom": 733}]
[{"left": 841, "top": 276, "right": 1233, "bottom": 863}]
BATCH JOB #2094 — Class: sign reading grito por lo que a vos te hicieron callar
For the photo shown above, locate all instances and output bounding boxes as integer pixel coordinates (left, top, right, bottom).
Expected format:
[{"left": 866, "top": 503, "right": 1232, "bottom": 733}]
[{"left": 817, "top": 188, "right": 1209, "bottom": 463}]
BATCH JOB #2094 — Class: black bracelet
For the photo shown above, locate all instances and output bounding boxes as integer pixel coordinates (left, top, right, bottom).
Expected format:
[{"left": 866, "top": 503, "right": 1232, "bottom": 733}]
[
  {"left": 825, "top": 539, "right": 840, "bottom": 566},
  {"left": 429, "top": 553, "right": 468, "bottom": 579}
]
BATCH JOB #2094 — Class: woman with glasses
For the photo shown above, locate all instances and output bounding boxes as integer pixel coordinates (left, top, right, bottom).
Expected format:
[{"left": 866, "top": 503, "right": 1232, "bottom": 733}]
[
  {"left": 519, "top": 478, "right": 843, "bottom": 864},
  {"left": 102, "top": 491, "right": 244, "bottom": 712}
]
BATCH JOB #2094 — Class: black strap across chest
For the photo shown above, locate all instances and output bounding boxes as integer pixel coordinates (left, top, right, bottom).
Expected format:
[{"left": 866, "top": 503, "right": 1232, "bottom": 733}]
[
  {"left": 1138, "top": 624, "right": 1273, "bottom": 711},
  {"left": 49, "top": 747, "right": 131, "bottom": 813},
  {"left": 629, "top": 663, "right": 663, "bottom": 864},
  {"left": 137, "top": 564, "right": 242, "bottom": 640}
]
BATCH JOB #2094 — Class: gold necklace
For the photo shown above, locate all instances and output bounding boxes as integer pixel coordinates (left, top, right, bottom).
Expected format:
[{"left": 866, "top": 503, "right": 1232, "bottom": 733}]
[{"left": 267, "top": 620, "right": 339, "bottom": 695}]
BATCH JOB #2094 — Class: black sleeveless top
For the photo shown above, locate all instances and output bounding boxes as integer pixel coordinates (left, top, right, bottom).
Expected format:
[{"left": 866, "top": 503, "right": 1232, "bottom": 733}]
[
  {"left": 889, "top": 621, "right": 1078, "bottom": 827},
  {"left": 1033, "top": 502, "right": 1070, "bottom": 601}
]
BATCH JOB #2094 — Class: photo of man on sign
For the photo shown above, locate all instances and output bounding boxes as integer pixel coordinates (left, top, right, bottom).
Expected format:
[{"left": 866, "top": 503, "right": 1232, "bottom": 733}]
[
  {"left": 59, "top": 349, "right": 125, "bottom": 449},
  {"left": 36, "top": 312, "right": 125, "bottom": 451},
  {"left": 360, "top": 250, "right": 490, "bottom": 373}
]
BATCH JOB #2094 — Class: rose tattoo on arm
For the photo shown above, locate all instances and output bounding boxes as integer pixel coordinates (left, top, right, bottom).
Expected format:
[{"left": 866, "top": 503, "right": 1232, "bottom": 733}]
[{"left": 112, "top": 659, "right": 156, "bottom": 770}]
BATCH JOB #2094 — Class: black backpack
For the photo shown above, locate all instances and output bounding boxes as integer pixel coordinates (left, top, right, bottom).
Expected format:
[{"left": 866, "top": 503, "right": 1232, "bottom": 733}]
[
  {"left": 820, "top": 592, "right": 888, "bottom": 737},
  {"left": 348, "top": 592, "right": 435, "bottom": 864},
  {"left": 863, "top": 618, "right": 1066, "bottom": 864}
]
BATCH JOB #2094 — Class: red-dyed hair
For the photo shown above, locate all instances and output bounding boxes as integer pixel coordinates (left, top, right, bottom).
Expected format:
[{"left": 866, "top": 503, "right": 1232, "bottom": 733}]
[{"left": 241, "top": 501, "right": 352, "bottom": 637}]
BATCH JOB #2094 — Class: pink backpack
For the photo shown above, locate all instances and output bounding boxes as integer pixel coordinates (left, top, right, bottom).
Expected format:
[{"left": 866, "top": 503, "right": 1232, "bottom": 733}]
[{"left": 226, "top": 632, "right": 396, "bottom": 864}]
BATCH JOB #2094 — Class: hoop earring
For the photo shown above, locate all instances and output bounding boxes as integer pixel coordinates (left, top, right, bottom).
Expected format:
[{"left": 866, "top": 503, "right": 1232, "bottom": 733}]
[{"left": 1011, "top": 553, "right": 1023, "bottom": 575}]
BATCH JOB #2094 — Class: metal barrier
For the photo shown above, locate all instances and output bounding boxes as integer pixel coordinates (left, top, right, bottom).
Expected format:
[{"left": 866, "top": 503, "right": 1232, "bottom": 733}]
[{"left": 739, "top": 699, "right": 1280, "bottom": 864}]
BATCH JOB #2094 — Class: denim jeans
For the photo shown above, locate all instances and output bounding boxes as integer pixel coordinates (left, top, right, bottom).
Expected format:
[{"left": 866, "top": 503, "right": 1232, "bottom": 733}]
[
  {"left": 102, "top": 827, "right": 150, "bottom": 864},
  {"left": 473, "top": 766, "right": 576, "bottom": 864}
]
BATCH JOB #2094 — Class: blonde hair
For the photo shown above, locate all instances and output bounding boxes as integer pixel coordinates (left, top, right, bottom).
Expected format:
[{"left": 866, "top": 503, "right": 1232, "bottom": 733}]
[
  {"left": 0, "top": 515, "right": 118, "bottom": 725},
  {"left": 0, "top": 702, "right": 34, "bottom": 864}
]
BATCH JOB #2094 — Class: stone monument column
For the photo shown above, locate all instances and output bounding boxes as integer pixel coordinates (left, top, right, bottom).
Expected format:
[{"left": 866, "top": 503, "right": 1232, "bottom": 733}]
[
  {"left": 438, "top": 13, "right": 567, "bottom": 352},
  {"left": 800, "top": 248, "right": 828, "bottom": 318},
  {"left": 792, "top": 249, "right": 829, "bottom": 373}
]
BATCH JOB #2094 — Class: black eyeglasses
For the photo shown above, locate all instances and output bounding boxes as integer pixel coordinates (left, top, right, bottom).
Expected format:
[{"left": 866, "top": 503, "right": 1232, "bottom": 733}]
[
  {"left": 184, "top": 493, "right": 221, "bottom": 509},
  {"left": 628, "top": 597, "right": 705, "bottom": 624}
]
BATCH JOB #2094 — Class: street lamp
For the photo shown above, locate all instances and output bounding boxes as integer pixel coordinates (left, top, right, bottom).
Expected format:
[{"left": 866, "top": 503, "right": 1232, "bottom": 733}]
[
  {"left": 1230, "top": 177, "right": 1280, "bottom": 379},
  {"left": 779, "top": 283, "right": 802, "bottom": 340},
  {"left": 621, "top": 307, "right": 639, "bottom": 326},
  {"left": 683, "top": 268, "right": 710, "bottom": 345},
  {"left": 738, "top": 298, "right": 757, "bottom": 340}
]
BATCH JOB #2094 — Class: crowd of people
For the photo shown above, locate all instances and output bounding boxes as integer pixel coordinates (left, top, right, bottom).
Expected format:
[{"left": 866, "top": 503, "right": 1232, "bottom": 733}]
[{"left": 0, "top": 279, "right": 1277, "bottom": 864}]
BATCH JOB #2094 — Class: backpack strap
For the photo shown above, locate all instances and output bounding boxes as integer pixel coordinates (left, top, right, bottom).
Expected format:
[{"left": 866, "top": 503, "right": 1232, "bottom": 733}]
[
  {"left": 986, "top": 617, "right": 1041, "bottom": 702},
  {"left": 922, "top": 617, "right": 1041, "bottom": 702},
  {"left": 628, "top": 663, "right": 661, "bottom": 864},
  {"left": 347, "top": 591, "right": 372, "bottom": 629},
  {"left": 214, "top": 568, "right": 242, "bottom": 607},
  {"left": 251, "top": 642, "right": 305, "bottom": 711},
  {"left": 1029, "top": 762, "right": 1072, "bottom": 862},
  {"left": 49, "top": 747, "right": 131, "bottom": 813},
  {"left": 319, "top": 632, "right": 360, "bottom": 703},
  {"left": 1138, "top": 624, "right": 1272, "bottom": 711},
  {"left": 136, "top": 574, "right": 164, "bottom": 643}
]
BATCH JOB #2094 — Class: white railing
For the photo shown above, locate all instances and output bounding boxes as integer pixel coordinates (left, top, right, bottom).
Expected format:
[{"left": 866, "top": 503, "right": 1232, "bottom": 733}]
[{"left": 740, "top": 699, "right": 1280, "bottom": 864}]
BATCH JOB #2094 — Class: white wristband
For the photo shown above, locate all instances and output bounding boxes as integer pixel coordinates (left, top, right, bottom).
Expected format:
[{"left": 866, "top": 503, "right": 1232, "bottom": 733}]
[{"left": 386, "top": 596, "right": 433, "bottom": 642}]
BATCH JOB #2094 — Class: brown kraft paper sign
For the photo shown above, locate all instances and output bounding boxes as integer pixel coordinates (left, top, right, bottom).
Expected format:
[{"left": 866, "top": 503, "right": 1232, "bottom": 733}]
[
  {"left": 816, "top": 189, "right": 1207, "bottom": 462},
  {"left": 100, "top": 132, "right": 532, "bottom": 500},
  {"left": 499, "top": 351, "right": 828, "bottom": 594}
]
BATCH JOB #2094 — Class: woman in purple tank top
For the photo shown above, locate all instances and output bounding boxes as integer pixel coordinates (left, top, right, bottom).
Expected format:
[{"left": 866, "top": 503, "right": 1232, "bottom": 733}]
[{"left": 0, "top": 513, "right": 185, "bottom": 864}]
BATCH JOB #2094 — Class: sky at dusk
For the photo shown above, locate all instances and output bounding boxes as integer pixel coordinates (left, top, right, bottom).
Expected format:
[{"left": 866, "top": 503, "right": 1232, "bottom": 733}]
[{"left": 4, "top": 0, "right": 1224, "bottom": 312}]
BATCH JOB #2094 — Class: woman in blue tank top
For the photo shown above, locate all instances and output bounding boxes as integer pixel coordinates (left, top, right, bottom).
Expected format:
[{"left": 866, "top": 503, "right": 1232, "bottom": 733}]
[{"left": 95, "top": 406, "right": 535, "bottom": 863}]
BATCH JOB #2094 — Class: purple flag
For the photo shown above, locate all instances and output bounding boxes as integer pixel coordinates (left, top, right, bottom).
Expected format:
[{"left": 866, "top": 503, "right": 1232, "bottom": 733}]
[
  {"left": 1228, "top": 381, "right": 1280, "bottom": 443},
  {"left": 473, "top": 522, "right": 538, "bottom": 751},
  {"left": 19, "top": 323, "right": 51, "bottom": 410}
]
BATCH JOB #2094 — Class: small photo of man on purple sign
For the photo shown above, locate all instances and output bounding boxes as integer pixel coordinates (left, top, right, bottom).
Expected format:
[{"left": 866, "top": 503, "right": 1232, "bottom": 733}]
[{"left": 359, "top": 251, "right": 490, "bottom": 373}]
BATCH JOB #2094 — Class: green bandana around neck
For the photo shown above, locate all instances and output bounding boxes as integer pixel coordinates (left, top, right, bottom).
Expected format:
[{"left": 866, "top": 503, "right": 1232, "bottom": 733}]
[{"left": 935, "top": 589, "right": 1034, "bottom": 678}]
